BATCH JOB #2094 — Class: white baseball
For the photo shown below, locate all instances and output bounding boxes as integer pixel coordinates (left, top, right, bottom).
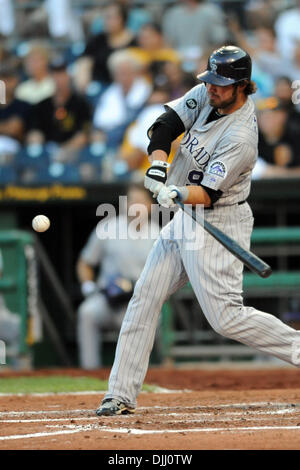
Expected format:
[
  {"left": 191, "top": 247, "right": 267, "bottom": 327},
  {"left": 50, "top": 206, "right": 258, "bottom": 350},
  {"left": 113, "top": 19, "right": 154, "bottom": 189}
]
[{"left": 32, "top": 215, "right": 50, "bottom": 232}]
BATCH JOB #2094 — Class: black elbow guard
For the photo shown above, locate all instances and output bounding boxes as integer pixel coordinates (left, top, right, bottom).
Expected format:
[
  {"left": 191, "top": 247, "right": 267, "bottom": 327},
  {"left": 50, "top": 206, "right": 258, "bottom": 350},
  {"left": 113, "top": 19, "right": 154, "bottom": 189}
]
[
  {"left": 147, "top": 109, "right": 185, "bottom": 155},
  {"left": 147, "top": 123, "right": 173, "bottom": 155}
]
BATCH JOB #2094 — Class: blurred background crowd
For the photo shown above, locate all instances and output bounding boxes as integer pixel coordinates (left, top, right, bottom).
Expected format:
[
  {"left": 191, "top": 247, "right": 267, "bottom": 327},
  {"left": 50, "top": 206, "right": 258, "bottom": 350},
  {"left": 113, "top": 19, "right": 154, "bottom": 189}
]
[{"left": 0, "top": 0, "right": 300, "bottom": 185}]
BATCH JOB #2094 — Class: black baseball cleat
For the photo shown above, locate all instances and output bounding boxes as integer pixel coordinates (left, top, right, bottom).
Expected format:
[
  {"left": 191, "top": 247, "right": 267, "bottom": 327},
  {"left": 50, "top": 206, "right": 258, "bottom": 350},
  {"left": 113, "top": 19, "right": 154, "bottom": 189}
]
[{"left": 96, "top": 398, "right": 135, "bottom": 416}]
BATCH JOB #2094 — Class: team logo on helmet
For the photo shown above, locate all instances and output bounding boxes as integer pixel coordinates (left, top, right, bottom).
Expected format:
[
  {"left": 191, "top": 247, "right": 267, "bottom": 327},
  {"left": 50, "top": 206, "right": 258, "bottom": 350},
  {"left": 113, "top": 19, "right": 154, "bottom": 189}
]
[{"left": 210, "top": 58, "right": 218, "bottom": 74}]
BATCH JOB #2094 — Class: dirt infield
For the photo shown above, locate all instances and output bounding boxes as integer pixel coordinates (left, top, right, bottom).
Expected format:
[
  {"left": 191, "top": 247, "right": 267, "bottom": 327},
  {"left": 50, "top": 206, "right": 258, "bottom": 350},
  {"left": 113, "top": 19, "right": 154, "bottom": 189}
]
[{"left": 1, "top": 367, "right": 300, "bottom": 450}]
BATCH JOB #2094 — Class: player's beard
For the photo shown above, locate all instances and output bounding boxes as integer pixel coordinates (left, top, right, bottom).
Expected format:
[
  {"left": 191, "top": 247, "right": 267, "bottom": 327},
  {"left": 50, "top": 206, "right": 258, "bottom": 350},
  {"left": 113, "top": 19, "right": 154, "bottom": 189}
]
[{"left": 209, "top": 85, "right": 238, "bottom": 112}]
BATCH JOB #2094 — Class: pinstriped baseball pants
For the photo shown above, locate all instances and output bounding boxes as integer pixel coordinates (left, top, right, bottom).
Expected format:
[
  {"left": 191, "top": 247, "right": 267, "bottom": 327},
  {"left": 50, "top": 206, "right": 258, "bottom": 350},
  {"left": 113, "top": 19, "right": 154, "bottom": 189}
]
[{"left": 104, "top": 203, "right": 300, "bottom": 408}]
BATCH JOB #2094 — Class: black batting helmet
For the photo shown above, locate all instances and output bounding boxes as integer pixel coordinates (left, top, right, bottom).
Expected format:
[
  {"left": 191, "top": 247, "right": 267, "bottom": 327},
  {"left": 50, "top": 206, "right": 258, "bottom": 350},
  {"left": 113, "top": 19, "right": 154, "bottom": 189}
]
[{"left": 197, "top": 45, "right": 252, "bottom": 86}]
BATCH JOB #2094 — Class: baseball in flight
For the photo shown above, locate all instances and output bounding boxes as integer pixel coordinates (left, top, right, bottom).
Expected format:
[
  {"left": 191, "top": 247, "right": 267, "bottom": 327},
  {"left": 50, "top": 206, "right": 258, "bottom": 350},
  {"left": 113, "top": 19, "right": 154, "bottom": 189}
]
[{"left": 32, "top": 215, "right": 50, "bottom": 232}]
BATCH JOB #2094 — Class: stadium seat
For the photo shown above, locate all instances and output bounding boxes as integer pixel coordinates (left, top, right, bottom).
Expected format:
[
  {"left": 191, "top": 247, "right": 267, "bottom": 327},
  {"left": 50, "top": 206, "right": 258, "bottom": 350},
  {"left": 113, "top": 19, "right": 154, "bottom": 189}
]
[
  {"left": 0, "top": 166, "right": 17, "bottom": 184},
  {"left": 64, "top": 41, "right": 86, "bottom": 66},
  {"left": 35, "top": 162, "right": 81, "bottom": 184},
  {"left": 17, "top": 145, "right": 50, "bottom": 169},
  {"left": 78, "top": 142, "right": 106, "bottom": 164}
]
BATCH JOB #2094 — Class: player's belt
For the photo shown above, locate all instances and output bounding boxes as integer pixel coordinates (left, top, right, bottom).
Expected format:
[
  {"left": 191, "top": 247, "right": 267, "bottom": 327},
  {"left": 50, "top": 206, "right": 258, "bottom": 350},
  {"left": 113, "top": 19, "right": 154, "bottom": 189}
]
[{"left": 205, "top": 200, "right": 247, "bottom": 211}]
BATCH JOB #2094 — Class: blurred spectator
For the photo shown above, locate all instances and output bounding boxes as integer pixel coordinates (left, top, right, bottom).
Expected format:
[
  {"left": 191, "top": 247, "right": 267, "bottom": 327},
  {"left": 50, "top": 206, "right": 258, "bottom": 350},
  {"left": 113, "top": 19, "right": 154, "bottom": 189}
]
[
  {"left": 252, "top": 96, "right": 300, "bottom": 178},
  {"left": 15, "top": 42, "right": 55, "bottom": 105},
  {"left": 12, "top": 0, "right": 48, "bottom": 39},
  {"left": 219, "top": 0, "right": 249, "bottom": 30},
  {"left": 162, "top": 0, "right": 228, "bottom": 70},
  {"left": 129, "top": 23, "right": 181, "bottom": 81},
  {"left": 244, "top": 0, "right": 278, "bottom": 30},
  {"left": 0, "top": 61, "right": 32, "bottom": 163},
  {"left": 274, "top": 76, "right": 300, "bottom": 115},
  {"left": 228, "top": 17, "right": 300, "bottom": 91},
  {"left": 275, "top": 0, "right": 300, "bottom": 61},
  {"left": 160, "top": 61, "right": 198, "bottom": 100},
  {"left": 10, "top": 0, "right": 83, "bottom": 41},
  {"left": 120, "top": 85, "right": 170, "bottom": 175},
  {"left": 93, "top": 49, "right": 152, "bottom": 150},
  {"left": 76, "top": 182, "right": 159, "bottom": 369},
  {"left": 75, "top": 1, "right": 137, "bottom": 93},
  {"left": 84, "top": 0, "right": 154, "bottom": 36},
  {"left": 0, "top": 44, "right": 13, "bottom": 63},
  {"left": 120, "top": 84, "right": 182, "bottom": 177},
  {"left": 29, "top": 56, "right": 91, "bottom": 164}
]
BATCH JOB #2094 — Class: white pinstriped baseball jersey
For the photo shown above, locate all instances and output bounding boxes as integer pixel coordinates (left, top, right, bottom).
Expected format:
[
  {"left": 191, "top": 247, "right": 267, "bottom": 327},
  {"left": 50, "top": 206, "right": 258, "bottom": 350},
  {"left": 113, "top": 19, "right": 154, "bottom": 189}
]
[{"left": 166, "top": 83, "right": 258, "bottom": 206}]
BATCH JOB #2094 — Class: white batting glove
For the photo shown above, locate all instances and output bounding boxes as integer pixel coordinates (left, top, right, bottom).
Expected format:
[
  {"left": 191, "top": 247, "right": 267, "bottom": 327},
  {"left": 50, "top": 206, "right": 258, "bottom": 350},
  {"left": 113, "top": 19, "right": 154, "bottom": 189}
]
[
  {"left": 157, "top": 185, "right": 189, "bottom": 208},
  {"left": 144, "top": 160, "right": 170, "bottom": 197}
]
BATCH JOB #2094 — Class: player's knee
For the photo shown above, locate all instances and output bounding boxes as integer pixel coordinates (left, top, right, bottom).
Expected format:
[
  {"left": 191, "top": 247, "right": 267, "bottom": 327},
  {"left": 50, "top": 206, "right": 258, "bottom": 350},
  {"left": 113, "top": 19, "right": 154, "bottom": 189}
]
[
  {"left": 212, "top": 307, "right": 244, "bottom": 338},
  {"left": 132, "top": 277, "right": 164, "bottom": 310}
]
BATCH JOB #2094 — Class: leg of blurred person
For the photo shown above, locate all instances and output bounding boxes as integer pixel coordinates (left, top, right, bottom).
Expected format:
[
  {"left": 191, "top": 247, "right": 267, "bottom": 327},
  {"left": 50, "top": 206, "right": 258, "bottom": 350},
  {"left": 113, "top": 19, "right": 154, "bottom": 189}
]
[
  {"left": 0, "top": 295, "right": 21, "bottom": 359},
  {"left": 77, "top": 293, "right": 124, "bottom": 370},
  {"left": 0, "top": 0, "right": 15, "bottom": 36}
]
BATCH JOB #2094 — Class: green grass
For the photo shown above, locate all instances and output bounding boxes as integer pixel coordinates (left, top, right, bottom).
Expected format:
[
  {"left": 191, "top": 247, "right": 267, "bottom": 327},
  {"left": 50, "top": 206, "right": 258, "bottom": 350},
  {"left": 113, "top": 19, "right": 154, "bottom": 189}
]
[{"left": 0, "top": 376, "right": 158, "bottom": 394}]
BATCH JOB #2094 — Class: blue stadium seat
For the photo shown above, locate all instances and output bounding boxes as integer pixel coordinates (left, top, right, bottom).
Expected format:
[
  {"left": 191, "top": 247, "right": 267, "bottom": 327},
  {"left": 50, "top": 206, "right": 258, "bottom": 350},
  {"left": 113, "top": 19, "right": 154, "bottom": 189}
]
[
  {"left": 78, "top": 142, "right": 106, "bottom": 164},
  {"left": 64, "top": 41, "right": 86, "bottom": 66},
  {"left": 0, "top": 166, "right": 17, "bottom": 184},
  {"left": 35, "top": 162, "right": 81, "bottom": 184},
  {"left": 17, "top": 145, "right": 50, "bottom": 170}
]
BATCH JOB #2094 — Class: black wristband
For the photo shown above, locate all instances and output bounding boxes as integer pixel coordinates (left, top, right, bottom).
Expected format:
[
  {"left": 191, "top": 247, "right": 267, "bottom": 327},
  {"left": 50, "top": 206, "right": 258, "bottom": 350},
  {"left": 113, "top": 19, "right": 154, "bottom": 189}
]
[{"left": 201, "top": 184, "right": 223, "bottom": 204}]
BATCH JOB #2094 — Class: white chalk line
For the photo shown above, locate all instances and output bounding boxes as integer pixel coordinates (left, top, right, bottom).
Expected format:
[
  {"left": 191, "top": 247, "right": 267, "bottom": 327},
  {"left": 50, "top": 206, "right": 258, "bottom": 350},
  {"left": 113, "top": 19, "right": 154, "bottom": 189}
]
[
  {"left": 147, "top": 402, "right": 300, "bottom": 410},
  {"left": 0, "top": 402, "right": 298, "bottom": 418},
  {"left": 0, "top": 401, "right": 300, "bottom": 443},
  {"left": 0, "top": 408, "right": 297, "bottom": 424},
  {"left": 0, "top": 409, "right": 95, "bottom": 417},
  {"left": 0, "top": 428, "right": 92, "bottom": 441},
  {"left": 1, "top": 423, "right": 300, "bottom": 441}
]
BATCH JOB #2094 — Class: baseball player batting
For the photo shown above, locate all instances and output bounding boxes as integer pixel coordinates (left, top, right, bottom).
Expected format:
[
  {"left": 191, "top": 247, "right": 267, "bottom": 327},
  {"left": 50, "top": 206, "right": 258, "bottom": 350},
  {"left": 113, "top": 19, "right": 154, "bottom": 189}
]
[{"left": 96, "top": 45, "right": 300, "bottom": 416}]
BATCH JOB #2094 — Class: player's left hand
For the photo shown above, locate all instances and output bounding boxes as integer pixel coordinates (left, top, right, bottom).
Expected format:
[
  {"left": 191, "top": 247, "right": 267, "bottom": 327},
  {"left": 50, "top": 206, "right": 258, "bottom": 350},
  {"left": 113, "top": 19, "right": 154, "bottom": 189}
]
[{"left": 157, "top": 185, "right": 183, "bottom": 208}]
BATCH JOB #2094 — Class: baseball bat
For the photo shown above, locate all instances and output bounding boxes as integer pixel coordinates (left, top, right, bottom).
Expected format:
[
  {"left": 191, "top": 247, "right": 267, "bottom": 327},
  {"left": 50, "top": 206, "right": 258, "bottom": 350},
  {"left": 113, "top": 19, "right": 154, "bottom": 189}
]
[{"left": 175, "top": 198, "right": 272, "bottom": 278}]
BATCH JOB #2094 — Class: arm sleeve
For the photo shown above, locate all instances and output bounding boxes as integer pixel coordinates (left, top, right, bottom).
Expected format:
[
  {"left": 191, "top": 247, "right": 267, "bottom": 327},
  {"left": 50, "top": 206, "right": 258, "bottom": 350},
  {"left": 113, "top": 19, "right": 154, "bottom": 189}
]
[{"left": 147, "top": 108, "right": 185, "bottom": 155}]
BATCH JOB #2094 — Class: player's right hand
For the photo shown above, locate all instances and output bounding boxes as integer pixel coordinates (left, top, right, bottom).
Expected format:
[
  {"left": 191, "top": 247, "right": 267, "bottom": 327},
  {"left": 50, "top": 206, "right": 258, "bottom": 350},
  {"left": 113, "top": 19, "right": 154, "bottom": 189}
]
[{"left": 144, "top": 160, "right": 170, "bottom": 198}]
